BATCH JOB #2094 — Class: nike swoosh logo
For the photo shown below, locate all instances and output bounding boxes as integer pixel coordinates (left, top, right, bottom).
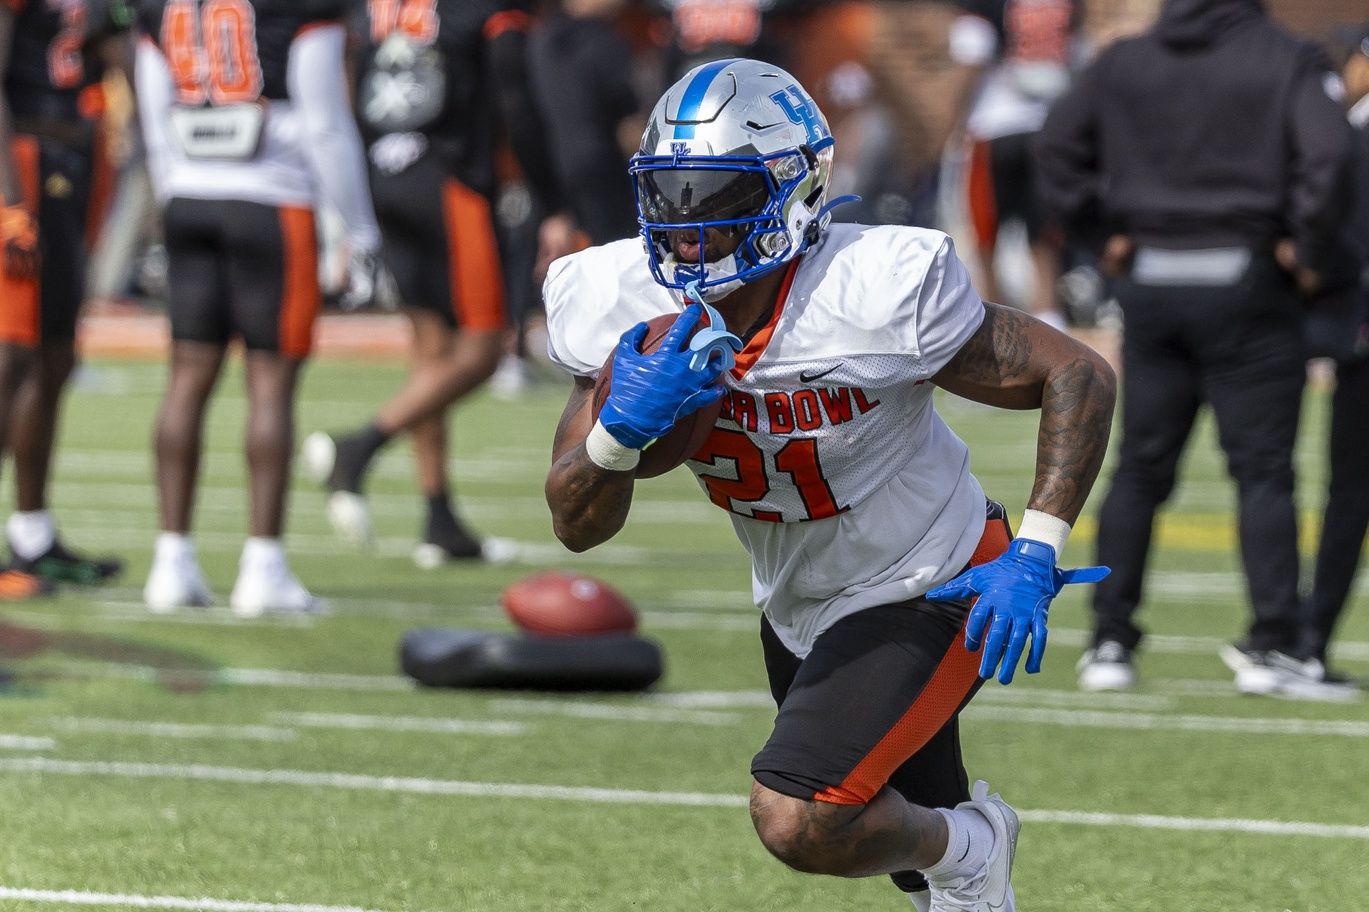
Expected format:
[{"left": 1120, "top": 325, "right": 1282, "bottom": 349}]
[
  {"left": 745, "top": 120, "right": 785, "bottom": 131},
  {"left": 798, "top": 363, "right": 842, "bottom": 383}
]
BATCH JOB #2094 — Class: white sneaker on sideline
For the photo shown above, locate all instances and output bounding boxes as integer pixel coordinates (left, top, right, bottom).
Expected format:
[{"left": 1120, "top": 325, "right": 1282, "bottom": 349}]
[
  {"left": 327, "top": 491, "right": 374, "bottom": 549},
  {"left": 230, "top": 555, "right": 327, "bottom": 618},
  {"left": 301, "top": 431, "right": 337, "bottom": 485},
  {"left": 1077, "top": 640, "right": 1137, "bottom": 691},
  {"left": 144, "top": 553, "right": 214, "bottom": 614},
  {"left": 929, "top": 780, "right": 1019, "bottom": 911}
]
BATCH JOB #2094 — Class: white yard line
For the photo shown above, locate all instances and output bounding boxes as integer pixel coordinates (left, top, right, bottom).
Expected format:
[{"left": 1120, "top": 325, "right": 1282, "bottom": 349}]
[
  {"left": 0, "top": 886, "right": 393, "bottom": 912},
  {"left": 50, "top": 718, "right": 297, "bottom": 742},
  {"left": 271, "top": 713, "right": 527, "bottom": 736},
  {"left": 487, "top": 699, "right": 739, "bottom": 726},
  {"left": 0, "top": 758, "right": 1365, "bottom": 840},
  {"left": 965, "top": 705, "right": 1369, "bottom": 737},
  {"left": 0, "top": 735, "right": 56, "bottom": 751}
]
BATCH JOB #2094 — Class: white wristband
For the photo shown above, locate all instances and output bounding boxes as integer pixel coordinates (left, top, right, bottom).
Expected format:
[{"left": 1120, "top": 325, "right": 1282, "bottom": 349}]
[
  {"left": 1017, "top": 509, "right": 1071, "bottom": 556},
  {"left": 585, "top": 420, "right": 640, "bottom": 473}
]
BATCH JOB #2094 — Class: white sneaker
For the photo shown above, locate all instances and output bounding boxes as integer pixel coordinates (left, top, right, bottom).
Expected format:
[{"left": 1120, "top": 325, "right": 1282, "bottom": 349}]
[
  {"left": 1077, "top": 640, "right": 1137, "bottom": 691},
  {"left": 230, "top": 554, "right": 327, "bottom": 618},
  {"left": 929, "top": 781, "right": 1019, "bottom": 912},
  {"left": 301, "top": 431, "right": 337, "bottom": 485},
  {"left": 144, "top": 553, "right": 214, "bottom": 614},
  {"left": 327, "top": 491, "right": 374, "bottom": 549}
]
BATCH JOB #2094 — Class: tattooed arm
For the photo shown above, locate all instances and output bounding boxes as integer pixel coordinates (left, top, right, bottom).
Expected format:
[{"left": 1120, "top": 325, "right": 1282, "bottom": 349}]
[
  {"left": 545, "top": 377, "right": 637, "bottom": 552},
  {"left": 931, "top": 303, "right": 1117, "bottom": 524}
]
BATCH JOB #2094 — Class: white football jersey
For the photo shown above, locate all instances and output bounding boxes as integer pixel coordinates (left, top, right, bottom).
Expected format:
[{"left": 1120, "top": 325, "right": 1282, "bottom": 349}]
[{"left": 544, "top": 223, "right": 989, "bottom": 657}]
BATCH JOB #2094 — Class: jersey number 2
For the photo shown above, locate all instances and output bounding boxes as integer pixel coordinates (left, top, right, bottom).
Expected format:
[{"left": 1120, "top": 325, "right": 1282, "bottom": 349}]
[
  {"left": 161, "top": 0, "right": 264, "bottom": 106},
  {"left": 693, "top": 429, "right": 846, "bottom": 523}
]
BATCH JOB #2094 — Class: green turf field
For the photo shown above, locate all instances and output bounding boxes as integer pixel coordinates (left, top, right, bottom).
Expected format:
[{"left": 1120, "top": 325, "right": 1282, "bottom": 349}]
[{"left": 0, "top": 355, "right": 1364, "bottom": 912}]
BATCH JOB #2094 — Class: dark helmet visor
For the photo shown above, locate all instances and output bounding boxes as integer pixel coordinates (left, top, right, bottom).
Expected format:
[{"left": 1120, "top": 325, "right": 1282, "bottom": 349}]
[{"left": 635, "top": 167, "right": 771, "bottom": 224}]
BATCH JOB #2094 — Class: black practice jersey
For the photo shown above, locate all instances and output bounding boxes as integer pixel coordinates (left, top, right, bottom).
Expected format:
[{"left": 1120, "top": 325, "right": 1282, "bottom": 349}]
[
  {"left": 4, "top": 0, "right": 131, "bottom": 122},
  {"left": 137, "top": 0, "right": 345, "bottom": 105},
  {"left": 354, "top": 0, "right": 558, "bottom": 204}
]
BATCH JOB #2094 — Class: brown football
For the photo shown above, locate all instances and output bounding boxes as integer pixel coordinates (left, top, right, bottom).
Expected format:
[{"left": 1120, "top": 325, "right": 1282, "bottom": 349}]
[
  {"left": 592, "top": 313, "right": 726, "bottom": 478},
  {"left": 501, "top": 571, "right": 637, "bottom": 637}
]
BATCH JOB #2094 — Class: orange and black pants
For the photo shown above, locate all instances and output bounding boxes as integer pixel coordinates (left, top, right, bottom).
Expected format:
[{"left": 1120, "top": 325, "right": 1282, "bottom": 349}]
[
  {"left": 162, "top": 197, "right": 320, "bottom": 359},
  {"left": 0, "top": 133, "right": 96, "bottom": 346},
  {"left": 368, "top": 149, "right": 506, "bottom": 332},
  {"left": 752, "top": 500, "right": 1012, "bottom": 891}
]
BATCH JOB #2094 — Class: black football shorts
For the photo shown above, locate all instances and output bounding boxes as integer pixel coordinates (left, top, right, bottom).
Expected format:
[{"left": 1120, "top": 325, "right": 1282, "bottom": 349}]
[
  {"left": 368, "top": 149, "right": 506, "bottom": 332},
  {"left": 751, "top": 500, "right": 1012, "bottom": 809},
  {"left": 163, "top": 197, "right": 321, "bottom": 358}
]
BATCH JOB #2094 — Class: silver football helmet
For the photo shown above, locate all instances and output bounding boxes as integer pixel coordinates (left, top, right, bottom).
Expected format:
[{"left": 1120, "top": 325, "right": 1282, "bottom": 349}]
[{"left": 631, "top": 58, "right": 847, "bottom": 302}]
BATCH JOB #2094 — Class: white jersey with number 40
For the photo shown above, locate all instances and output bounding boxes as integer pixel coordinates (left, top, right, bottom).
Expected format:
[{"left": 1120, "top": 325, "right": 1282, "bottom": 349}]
[{"left": 544, "top": 223, "right": 990, "bottom": 657}]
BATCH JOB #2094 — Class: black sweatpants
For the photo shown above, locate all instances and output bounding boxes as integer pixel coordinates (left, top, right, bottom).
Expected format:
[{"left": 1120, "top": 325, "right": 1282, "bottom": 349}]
[
  {"left": 1302, "top": 354, "right": 1369, "bottom": 661},
  {"left": 1091, "top": 252, "right": 1305, "bottom": 653}
]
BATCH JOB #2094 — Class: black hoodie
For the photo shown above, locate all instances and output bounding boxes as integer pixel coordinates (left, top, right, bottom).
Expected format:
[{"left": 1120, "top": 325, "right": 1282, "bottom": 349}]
[{"left": 1036, "top": 0, "right": 1351, "bottom": 270}]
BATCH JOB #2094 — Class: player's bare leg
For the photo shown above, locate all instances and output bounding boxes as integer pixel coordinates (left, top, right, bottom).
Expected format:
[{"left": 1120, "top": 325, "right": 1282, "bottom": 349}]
[
  {"left": 307, "top": 309, "right": 499, "bottom": 557},
  {"left": 6, "top": 340, "right": 120, "bottom": 583},
  {"left": 0, "top": 342, "right": 47, "bottom": 598},
  {"left": 973, "top": 238, "right": 1001, "bottom": 307},
  {"left": 750, "top": 782, "right": 949, "bottom": 876},
  {"left": 751, "top": 780, "right": 1019, "bottom": 908},
  {"left": 145, "top": 340, "right": 225, "bottom": 611},
  {"left": 154, "top": 341, "right": 225, "bottom": 533},
  {"left": 242, "top": 349, "right": 302, "bottom": 539},
  {"left": 230, "top": 349, "right": 319, "bottom": 617},
  {"left": 374, "top": 313, "right": 502, "bottom": 436},
  {"left": 1029, "top": 233, "right": 1067, "bottom": 330},
  {"left": 11, "top": 340, "right": 73, "bottom": 514}
]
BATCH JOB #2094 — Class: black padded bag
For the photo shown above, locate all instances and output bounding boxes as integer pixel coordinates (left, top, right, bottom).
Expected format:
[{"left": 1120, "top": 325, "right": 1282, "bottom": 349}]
[{"left": 399, "top": 628, "right": 664, "bottom": 691}]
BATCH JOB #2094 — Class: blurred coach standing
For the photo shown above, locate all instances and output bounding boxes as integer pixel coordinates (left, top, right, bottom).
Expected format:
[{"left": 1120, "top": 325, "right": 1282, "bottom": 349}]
[
  {"left": 1300, "top": 29, "right": 1369, "bottom": 685},
  {"left": 1036, "top": 0, "right": 1352, "bottom": 695}
]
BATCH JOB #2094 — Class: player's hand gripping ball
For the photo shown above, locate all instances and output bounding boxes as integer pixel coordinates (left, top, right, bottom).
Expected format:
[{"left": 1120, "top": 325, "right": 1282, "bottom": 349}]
[
  {"left": 592, "top": 302, "right": 739, "bottom": 478},
  {"left": 502, "top": 571, "right": 638, "bottom": 636}
]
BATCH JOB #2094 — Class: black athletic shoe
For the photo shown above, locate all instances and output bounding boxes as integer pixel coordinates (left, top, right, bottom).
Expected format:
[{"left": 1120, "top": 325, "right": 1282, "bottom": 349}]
[{"left": 13, "top": 540, "right": 122, "bottom": 585}]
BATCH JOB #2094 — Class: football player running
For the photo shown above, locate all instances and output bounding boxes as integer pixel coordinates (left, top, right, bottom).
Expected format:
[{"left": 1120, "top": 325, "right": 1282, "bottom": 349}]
[
  {"left": 136, "top": 0, "right": 382, "bottom": 615},
  {"left": 543, "top": 59, "right": 1116, "bottom": 910}
]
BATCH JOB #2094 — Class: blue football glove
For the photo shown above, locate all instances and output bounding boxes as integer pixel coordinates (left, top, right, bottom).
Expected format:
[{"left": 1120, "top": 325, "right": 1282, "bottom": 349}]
[
  {"left": 925, "top": 539, "right": 1110, "bottom": 684},
  {"left": 599, "top": 303, "right": 730, "bottom": 449}
]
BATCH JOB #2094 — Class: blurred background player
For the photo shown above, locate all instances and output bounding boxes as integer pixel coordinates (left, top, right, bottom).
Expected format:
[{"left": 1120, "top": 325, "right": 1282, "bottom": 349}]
[
  {"left": 304, "top": 0, "right": 572, "bottom": 566},
  {"left": 528, "top": 0, "right": 641, "bottom": 249},
  {"left": 0, "top": 0, "right": 131, "bottom": 590},
  {"left": 1299, "top": 27, "right": 1369, "bottom": 686},
  {"left": 136, "top": 0, "right": 382, "bottom": 615},
  {"left": 947, "top": 0, "right": 1082, "bottom": 329},
  {"left": 1038, "top": 0, "right": 1352, "bottom": 695}
]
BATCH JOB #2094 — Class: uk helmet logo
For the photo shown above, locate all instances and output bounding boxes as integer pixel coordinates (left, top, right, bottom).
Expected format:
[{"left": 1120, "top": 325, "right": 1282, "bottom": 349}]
[{"left": 769, "top": 86, "right": 830, "bottom": 147}]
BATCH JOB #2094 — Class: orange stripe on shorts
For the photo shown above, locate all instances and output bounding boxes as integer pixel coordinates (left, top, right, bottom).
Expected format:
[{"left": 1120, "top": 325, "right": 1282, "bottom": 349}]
[
  {"left": 276, "top": 206, "right": 320, "bottom": 359},
  {"left": 814, "top": 514, "right": 1013, "bottom": 805},
  {"left": 966, "top": 139, "right": 998, "bottom": 250},
  {"left": 440, "top": 178, "right": 506, "bottom": 331},
  {"left": 0, "top": 135, "right": 43, "bottom": 347}
]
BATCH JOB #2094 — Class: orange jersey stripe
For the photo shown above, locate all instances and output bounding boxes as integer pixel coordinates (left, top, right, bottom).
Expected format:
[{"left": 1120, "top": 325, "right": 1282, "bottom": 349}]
[
  {"left": 276, "top": 206, "right": 320, "bottom": 358},
  {"left": 730, "top": 256, "right": 801, "bottom": 379},
  {"left": 814, "top": 515, "right": 1012, "bottom": 805},
  {"left": 441, "top": 178, "right": 506, "bottom": 331}
]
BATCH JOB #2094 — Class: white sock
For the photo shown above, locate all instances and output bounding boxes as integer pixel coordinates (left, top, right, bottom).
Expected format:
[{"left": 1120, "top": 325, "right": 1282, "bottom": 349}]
[
  {"left": 240, "top": 537, "right": 285, "bottom": 569},
  {"left": 924, "top": 806, "right": 994, "bottom": 882},
  {"left": 8, "top": 510, "right": 56, "bottom": 560},
  {"left": 907, "top": 888, "right": 931, "bottom": 911},
  {"left": 155, "top": 532, "right": 195, "bottom": 565}
]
